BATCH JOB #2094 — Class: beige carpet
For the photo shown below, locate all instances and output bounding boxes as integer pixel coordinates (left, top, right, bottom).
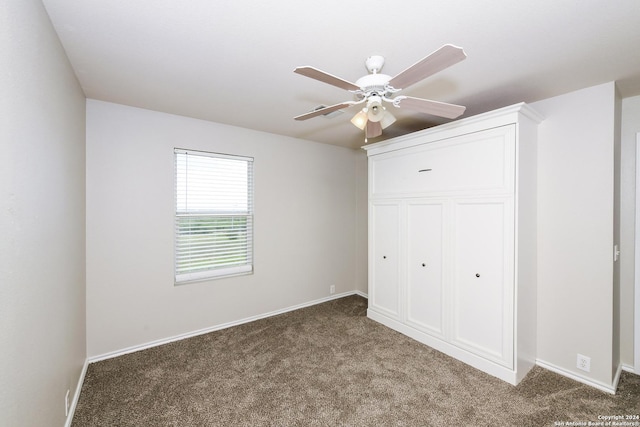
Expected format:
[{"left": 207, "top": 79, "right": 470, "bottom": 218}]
[{"left": 72, "top": 295, "right": 640, "bottom": 426}]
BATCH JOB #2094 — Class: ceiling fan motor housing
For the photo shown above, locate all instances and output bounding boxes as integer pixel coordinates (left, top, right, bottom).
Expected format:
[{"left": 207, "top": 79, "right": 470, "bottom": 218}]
[{"left": 354, "top": 73, "right": 393, "bottom": 100}]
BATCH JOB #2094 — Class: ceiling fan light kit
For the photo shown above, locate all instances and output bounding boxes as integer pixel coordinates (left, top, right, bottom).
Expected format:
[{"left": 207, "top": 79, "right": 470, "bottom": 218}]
[
  {"left": 350, "top": 110, "right": 368, "bottom": 130},
  {"left": 365, "top": 95, "right": 384, "bottom": 122},
  {"left": 294, "top": 44, "right": 467, "bottom": 142},
  {"left": 379, "top": 109, "right": 396, "bottom": 129}
]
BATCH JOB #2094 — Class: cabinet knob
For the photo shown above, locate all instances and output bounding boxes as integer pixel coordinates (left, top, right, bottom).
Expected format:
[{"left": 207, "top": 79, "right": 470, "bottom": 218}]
[
  {"left": 475, "top": 273, "right": 480, "bottom": 278},
  {"left": 422, "top": 263, "right": 426, "bottom": 267},
  {"left": 383, "top": 256, "right": 387, "bottom": 259}
]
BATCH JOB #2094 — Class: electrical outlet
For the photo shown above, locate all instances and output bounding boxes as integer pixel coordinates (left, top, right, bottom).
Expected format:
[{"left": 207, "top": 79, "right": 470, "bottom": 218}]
[
  {"left": 65, "top": 389, "right": 70, "bottom": 416},
  {"left": 329, "top": 285, "right": 335, "bottom": 294},
  {"left": 577, "top": 354, "right": 591, "bottom": 372}
]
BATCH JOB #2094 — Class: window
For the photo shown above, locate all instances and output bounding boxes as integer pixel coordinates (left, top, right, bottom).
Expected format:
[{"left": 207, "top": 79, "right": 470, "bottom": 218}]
[{"left": 174, "top": 149, "right": 254, "bottom": 283}]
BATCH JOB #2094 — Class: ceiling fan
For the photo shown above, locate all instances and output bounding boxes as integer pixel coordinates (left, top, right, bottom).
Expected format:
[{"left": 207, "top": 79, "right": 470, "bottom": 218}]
[{"left": 293, "top": 44, "right": 467, "bottom": 141}]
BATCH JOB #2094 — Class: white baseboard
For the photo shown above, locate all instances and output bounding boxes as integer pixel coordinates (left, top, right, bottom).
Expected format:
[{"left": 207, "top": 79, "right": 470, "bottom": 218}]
[
  {"left": 535, "top": 359, "right": 618, "bottom": 394},
  {"left": 353, "top": 289, "right": 368, "bottom": 299},
  {"left": 88, "top": 290, "right": 366, "bottom": 364},
  {"left": 622, "top": 363, "right": 637, "bottom": 375},
  {"left": 64, "top": 358, "right": 89, "bottom": 427}
]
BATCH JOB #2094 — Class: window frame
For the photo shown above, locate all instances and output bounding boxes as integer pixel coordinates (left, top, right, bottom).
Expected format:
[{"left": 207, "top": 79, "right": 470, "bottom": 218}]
[{"left": 174, "top": 148, "right": 254, "bottom": 284}]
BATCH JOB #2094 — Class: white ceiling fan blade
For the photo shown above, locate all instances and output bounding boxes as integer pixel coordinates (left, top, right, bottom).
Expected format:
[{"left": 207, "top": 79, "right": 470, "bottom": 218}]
[
  {"left": 294, "top": 66, "right": 360, "bottom": 91},
  {"left": 388, "top": 44, "right": 466, "bottom": 90},
  {"left": 365, "top": 120, "right": 382, "bottom": 138},
  {"left": 395, "top": 96, "right": 466, "bottom": 119},
  {"left": 294, "top": 102, "right": 353, "bottom": 121}
]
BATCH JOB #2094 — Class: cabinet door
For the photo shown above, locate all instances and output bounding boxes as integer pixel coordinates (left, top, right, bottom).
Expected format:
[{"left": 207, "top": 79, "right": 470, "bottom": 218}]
[
  {"left": 370, "top": 202, "right": 401, "bottom": 319},
  {"left": 451, "top": 199, "right": 514, "bottom": 368},
  {"left": 406, "top": 201, "right": 446, "bottom": 338},
  {"left": 370, "top": 125, "right": 515, "bottom": 196}
]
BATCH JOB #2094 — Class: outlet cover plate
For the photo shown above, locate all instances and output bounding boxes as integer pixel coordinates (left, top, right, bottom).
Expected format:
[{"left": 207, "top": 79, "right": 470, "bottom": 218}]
[{"left": 577, "top": 354, "right": 591, "bottom": 372}]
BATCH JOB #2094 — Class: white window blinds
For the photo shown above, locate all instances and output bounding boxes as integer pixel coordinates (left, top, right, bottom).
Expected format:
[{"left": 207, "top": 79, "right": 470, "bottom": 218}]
[{"left": 174, "top": 149, "right": 254, "bottom": 283}]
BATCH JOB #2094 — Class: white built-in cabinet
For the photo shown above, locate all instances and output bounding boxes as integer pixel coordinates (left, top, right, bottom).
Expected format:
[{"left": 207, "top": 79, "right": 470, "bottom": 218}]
[{"left": 364, "top": 103, "right": 543, "bottom": 385}]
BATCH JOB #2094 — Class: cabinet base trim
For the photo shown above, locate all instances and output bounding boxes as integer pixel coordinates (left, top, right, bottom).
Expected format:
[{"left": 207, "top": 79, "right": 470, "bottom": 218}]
[{"left": 367, "top": 308, "right": 528, "bottom": 385}]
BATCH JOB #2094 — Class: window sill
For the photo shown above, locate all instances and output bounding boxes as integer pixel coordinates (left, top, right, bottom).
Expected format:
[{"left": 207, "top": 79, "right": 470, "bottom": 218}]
[{"left": 175, "top": 265, "right": 253, "bottom": 285}]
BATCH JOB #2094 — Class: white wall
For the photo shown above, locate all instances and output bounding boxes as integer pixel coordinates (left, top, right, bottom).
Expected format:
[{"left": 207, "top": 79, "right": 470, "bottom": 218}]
[
  {"left": 0, "top": 0, "right": 86, "bottom": 426},
  {"left": 533, "top": 82, "right": 617, "bottom": 389},
  {"left": 620, "top": 94, "right": 640, "bottom": 369},
  {"left": 86, "top": 100, "right": 364, "bottom": 357}
]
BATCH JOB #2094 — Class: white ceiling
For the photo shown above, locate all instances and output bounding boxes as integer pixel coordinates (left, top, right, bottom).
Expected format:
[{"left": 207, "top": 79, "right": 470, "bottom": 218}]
[{"left": 42, "top": 0, "right": 640, "bottom": 149}]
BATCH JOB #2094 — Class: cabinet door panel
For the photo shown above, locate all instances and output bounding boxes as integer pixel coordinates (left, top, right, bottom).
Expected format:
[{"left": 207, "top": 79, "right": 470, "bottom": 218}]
[
  {"left": 406, "top": 202, "right": 445, "bottom": 337},
  {"left": 370, "top": 203, "right": 400, "bottom": 318},
  {"left": 371, "top": 125, "right": 515, "bottom": 196},
  {"left": 452, "top": 199, "right": 514, "bottom": 367}
]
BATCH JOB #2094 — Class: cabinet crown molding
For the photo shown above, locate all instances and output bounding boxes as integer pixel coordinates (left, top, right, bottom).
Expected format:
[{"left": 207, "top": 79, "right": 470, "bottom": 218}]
[{"left": 362, "top": 102, "right": 543, "bottom": 156}]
